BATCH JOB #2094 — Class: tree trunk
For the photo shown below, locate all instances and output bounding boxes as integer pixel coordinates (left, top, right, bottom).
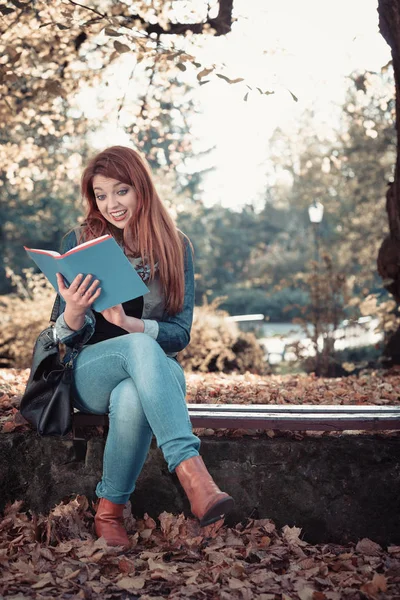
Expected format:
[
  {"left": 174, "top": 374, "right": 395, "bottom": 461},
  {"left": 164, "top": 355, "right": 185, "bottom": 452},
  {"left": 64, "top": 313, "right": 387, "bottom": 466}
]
[
  {"left": 377, "top": 0, "right": 400, "bottom": 362},
  {"left": 377, "top": 0, "right": 400, "bottom": 291},
  {"left": 0, "top": 222, "right": 11, "bottom": 295}
]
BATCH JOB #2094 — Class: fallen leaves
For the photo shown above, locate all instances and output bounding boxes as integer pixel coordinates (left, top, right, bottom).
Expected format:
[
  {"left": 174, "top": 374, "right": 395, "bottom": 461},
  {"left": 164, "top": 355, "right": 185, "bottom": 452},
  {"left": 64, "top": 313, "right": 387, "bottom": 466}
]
[
  {"left": 1, "top": 369, "right": 400, "bottom": 596},
  {"left": 0, "top": 497, "right": 399, "bottom": 598},
  {"left": 185, "top": 370, "right": 400, "bottom": 407},
  {"left": 3, "top": 368, "right": 400, "bottom": 435}
]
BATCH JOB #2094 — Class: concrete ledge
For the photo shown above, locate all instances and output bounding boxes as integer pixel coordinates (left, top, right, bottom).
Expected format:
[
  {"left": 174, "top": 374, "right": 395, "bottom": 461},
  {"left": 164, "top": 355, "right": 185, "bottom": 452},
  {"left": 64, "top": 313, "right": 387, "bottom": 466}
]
[{"left": 1, "top": 432, "right": 400, "bottom": 545}]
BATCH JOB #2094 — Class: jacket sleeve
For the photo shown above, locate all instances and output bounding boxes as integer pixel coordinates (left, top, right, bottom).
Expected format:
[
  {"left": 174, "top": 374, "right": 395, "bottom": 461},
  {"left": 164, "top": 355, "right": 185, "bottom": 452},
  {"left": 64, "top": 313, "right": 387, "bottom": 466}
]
[
  {"left": 154, "top": 239, "right": 195, "bottom": 354},
  {"left": 54, "top": 229, "right": 96, "bottom": 347}
]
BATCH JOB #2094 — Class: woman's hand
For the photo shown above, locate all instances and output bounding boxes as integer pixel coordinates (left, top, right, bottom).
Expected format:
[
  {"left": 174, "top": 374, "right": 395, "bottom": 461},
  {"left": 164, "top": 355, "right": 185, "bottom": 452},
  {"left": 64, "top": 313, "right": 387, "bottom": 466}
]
[
  {"left": 100, "top": 304, "right": 127, "bottom": 329},
  {"left": 57, "top": 273, "right": 101, "bottom": 312},
  {"left": 56, "top": 273, "right": 101, "bottom": 331},
  {"left": 101, "top": 306, "right": 145, "bottom": 333}
]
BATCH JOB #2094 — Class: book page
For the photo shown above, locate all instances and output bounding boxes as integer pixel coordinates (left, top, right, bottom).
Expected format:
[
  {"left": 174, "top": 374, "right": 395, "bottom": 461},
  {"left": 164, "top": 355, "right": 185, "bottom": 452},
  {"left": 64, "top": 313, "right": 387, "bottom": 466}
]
[
  {"left": 26, "top": 249, "right": 61, "bottom": 257},
  {"left": 64, "top": 234, "right": 110, "bottom": 256}
]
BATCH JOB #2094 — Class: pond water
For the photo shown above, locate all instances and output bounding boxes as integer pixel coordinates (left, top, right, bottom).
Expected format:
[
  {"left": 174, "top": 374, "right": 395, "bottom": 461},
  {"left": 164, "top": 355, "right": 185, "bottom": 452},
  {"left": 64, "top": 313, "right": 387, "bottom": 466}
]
[{"left": 244, "top": 318, "right": 383, "bottom": 364}]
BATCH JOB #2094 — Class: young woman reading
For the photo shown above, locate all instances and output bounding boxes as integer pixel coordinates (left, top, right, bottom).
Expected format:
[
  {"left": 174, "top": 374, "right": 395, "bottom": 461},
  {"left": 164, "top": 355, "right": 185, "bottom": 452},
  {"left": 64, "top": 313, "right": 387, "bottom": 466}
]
[{"left": 54, "top": 146, "right": 234, "bottom": 547}]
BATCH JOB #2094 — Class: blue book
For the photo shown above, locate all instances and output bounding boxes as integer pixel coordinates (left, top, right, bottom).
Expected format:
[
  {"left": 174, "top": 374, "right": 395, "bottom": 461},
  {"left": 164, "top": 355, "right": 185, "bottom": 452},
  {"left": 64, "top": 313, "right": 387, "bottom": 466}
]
[{"left": 24, "top": 234, "right": 149, "bottom": 312}]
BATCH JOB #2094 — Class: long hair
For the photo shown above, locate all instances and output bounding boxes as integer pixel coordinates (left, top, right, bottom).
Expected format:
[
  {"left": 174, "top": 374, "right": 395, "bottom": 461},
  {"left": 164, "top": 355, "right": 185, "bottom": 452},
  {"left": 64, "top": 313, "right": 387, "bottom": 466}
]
[{"left": 79, "top": 146, "right": 185, "bottom": 314}]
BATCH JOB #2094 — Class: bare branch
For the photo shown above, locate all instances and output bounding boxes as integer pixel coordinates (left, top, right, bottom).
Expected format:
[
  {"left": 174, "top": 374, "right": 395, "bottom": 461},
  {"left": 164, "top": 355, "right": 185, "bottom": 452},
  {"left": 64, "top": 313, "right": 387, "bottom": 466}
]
[
  {"left": 67, "top": 0, "right": 107, "bottom": 20},
  {"left": 66, "top": 0, "right": 233, "bottom": 36}
]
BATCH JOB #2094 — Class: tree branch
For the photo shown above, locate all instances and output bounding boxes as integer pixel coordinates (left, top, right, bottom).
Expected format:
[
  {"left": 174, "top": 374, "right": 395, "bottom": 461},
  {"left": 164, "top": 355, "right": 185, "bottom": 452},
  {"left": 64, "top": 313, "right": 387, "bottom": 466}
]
[
  {"left": 67, "top": 0, "right": 233, "bottom": 36},
  {"left": 67, "top": 0, "right": 107, "bottom": 20}
]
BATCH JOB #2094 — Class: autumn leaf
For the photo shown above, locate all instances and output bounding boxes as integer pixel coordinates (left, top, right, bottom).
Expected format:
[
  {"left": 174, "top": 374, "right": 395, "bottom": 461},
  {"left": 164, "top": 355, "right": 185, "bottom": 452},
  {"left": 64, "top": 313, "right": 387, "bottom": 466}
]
[
  {"left": 44, "top": 80, "right": 64, "bottom": 98},
  {"left": 216, "top": 74, "right": 245, "bottom": 84},
  {"left": 355, "top": 538, "right": 382, "bottom": 556},
  {"left": 282, "top": 524, "right": 307, "bottom": 546},
  {"left": 114, "top": 41, "right": 131, "bottom": 53},
  {"left": 2, "top": 419, "right": 18, "bottom": 432},
  {"left": 0, "top": 5, "right": 15, "bottom": 15},
  {"left": 117, "top": 576, "right": 146, "bottom": 590},
  {"left": 297, "top": 587, "right": 316, "bottom": 600},
  {"left": 104, "top": 27, "right": 122, "bottom": 37},
  {"left": 360, "top": 572, "right": 387, "bottom": 596},
  {"left": 197, "top": 67, "right": 214, "bottom": 80}
]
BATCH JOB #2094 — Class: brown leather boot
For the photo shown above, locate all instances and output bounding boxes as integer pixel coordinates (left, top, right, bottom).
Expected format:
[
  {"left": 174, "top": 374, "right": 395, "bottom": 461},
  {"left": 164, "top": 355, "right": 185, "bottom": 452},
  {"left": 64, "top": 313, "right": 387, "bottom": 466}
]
[
  {"left": 175, "top": 456, "right": 234, "bottom": 526},
  {"left": 94, "top": 498, "right": 130, "bottom": 547}
]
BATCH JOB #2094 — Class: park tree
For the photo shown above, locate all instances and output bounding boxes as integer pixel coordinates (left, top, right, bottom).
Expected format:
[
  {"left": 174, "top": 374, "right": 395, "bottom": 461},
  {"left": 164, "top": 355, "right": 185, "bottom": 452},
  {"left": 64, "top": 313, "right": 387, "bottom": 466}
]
[
  {"left": 0, "top": 0, "right": 234, "bottom": 291},
  {"left": 374, "top": 0, "right": 400, "bottom": 361},
  {"left": 377, "top": 1, "right": 400, "bottom": 302}
]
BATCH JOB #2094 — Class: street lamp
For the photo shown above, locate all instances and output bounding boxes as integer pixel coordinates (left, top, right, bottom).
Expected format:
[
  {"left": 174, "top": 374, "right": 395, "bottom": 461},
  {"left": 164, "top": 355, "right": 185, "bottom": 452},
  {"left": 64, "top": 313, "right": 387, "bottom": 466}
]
[
  {"left": 308, "top": 200, "right": 324, "bottom": 374},
  {"left": 308, "top": 201, "right": 324, "bottom": 261}
]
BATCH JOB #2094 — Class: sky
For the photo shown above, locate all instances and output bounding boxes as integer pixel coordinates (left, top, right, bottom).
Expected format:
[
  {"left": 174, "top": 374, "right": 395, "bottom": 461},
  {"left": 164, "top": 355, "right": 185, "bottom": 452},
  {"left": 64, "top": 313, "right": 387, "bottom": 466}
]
[
  {"left": 190, "top": 0, "right": 391, "bottom": 209},
  {"left": 86, "top": 0, "right": 391, "bottom": 211}
]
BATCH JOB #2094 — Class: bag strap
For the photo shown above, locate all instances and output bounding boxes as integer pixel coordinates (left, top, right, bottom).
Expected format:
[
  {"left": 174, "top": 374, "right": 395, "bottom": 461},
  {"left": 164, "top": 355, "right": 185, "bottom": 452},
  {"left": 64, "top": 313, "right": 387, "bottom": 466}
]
[{"left": 49, "top": 294, "right": 60, "bottom": 325}]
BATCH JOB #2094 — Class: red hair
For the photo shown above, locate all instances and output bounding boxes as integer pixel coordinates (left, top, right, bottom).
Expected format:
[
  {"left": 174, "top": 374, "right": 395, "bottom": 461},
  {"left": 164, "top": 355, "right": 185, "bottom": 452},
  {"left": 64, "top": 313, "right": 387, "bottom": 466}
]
[{"left": 79, "top": 146, "right": 185, "bottom": 314}]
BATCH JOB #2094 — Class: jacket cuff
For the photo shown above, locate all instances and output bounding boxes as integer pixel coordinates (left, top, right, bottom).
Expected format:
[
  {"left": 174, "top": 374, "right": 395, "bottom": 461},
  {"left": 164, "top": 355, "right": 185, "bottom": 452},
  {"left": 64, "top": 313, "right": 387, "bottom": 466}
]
[
  {"left": 143, "top": 319, "right": 159, "bottom": 340},
  {"left": 55, "top": 312, "right": 95, "bottom": 346}
]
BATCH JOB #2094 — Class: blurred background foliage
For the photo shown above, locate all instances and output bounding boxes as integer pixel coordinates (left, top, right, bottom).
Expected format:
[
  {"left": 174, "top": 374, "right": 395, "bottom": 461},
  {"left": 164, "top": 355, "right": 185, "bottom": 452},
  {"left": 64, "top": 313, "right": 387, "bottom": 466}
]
[{"left": 0, "top": 0, "right": 397, "bottom": 374}]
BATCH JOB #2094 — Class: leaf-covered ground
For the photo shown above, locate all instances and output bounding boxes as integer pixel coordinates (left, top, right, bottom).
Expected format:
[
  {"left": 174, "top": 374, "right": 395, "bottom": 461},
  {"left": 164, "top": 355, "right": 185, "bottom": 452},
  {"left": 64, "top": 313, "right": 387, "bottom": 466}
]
[
  {"left": 2, "top": 368, "right": 400, "bottom": 598},
  {"left": 1, "top": 367, "right": 400, "bottom": 435},
  {"left": 1, "top": 495, "right": 399, "bottom": 599}
]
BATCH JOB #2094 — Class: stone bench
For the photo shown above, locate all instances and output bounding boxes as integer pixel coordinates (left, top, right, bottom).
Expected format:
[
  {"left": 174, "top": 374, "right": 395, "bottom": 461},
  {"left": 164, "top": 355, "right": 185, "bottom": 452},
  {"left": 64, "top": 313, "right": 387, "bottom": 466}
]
[
  {"left": 2, "top": 429, "right": 400, "bottom": 546},
  {"left": 3, "top": 404, "right": 400, "bottom": 546}
]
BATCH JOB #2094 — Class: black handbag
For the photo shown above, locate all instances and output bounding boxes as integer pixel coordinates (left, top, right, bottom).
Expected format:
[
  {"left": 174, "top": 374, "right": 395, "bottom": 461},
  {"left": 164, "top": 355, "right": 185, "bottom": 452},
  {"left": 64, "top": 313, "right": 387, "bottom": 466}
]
[{"left": 20, "top": 295, "right": 79, "bottom": 436}]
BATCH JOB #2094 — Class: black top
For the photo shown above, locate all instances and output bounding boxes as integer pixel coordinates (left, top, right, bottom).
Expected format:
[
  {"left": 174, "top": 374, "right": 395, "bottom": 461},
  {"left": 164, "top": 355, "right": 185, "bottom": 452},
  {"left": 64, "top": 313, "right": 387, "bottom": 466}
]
[{"left": 86, "top": 296, "right": 144, "bottom": 345}]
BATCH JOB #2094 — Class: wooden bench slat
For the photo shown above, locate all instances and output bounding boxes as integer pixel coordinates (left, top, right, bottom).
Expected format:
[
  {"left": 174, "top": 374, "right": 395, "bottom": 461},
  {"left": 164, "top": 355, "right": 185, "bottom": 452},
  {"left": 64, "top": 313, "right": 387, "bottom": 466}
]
[
  {"left": 186, "top": 404, "right": 400, "bottom": 415},
  {"left": 72, "top": 404, "right": 400, "bottom": 437},
  {"left": 188, "top": 411, "right": 400, "bottom": 420}
]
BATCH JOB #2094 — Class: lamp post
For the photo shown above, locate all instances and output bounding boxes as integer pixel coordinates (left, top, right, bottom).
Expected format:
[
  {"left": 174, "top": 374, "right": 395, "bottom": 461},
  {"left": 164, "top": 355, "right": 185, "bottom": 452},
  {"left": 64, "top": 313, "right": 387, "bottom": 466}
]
[
  {"left": 308, "top": 201, "right": 324, "bottom": 374},
  {"left": 308, "top": 201, "right": 324, "bottom": 262}
]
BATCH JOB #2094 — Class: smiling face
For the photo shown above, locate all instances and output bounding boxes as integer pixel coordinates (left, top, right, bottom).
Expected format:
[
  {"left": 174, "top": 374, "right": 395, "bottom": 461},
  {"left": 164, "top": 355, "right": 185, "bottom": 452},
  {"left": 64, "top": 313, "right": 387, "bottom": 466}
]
[{"left": 93, "top": 174, "right": 138, "bottom": 229}]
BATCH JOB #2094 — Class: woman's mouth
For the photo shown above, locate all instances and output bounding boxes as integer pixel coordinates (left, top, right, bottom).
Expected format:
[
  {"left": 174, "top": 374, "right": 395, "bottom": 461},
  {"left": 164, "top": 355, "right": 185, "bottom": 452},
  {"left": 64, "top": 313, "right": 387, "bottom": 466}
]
[{"left": 110, "top": 209, "right": 128, "bottom": 222}]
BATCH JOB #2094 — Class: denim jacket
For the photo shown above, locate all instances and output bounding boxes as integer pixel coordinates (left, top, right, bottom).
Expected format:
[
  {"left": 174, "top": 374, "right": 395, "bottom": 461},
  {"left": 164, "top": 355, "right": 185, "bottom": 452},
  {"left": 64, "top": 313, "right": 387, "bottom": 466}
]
[{"left": 54, "top": 228, "right": 195, "bottom": 358}]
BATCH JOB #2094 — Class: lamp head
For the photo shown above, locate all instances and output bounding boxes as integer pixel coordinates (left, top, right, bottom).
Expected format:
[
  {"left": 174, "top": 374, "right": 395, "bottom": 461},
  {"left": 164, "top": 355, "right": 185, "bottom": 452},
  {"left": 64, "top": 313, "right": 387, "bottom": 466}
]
[{"left": 308, "top": 201, "right": 324, "bottom": 223}]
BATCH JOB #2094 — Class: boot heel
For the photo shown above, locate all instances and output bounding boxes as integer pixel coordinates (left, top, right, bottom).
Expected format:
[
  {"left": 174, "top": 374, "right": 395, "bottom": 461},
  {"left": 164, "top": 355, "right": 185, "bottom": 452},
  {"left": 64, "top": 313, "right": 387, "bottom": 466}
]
[
  {"left": 199, "top": 496, "right": 234, "bottom": 527},
  {"left": 175, "top": 456, "right": 234, "bottom": 526}
]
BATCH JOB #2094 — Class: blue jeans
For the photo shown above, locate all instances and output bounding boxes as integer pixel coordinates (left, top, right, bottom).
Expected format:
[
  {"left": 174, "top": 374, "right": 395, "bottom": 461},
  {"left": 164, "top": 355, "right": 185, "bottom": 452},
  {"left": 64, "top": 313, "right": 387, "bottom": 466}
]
[{"left": 71, "top": 332, "right": 201, "bottom": 504}]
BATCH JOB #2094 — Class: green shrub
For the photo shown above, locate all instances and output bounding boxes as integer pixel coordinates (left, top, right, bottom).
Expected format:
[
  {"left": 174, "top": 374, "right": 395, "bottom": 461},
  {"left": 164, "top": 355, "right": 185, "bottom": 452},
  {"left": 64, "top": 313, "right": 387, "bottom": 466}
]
[
  {"left": 1, "top": 279, "right": 269, "bottom": 375},
  {"left": 179, "top": 298, "right": 269, "bottom": 374},
  {"left": 0, "top": 270, "right": 54, "bottom": 368}
]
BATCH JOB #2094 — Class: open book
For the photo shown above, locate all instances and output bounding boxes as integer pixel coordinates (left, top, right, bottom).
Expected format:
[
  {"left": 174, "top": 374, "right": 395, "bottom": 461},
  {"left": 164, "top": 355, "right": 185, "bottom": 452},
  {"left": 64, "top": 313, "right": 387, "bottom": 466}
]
[{"left": 24, "top": 234, "right": 149, "bottom": 312}]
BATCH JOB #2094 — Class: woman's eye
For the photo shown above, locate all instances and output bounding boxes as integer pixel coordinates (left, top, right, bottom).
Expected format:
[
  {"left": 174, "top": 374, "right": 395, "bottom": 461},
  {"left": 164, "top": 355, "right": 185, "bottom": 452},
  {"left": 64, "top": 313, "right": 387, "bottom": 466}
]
[
  {"left": 117, "top": 189, "right": 128, "bottom": 196},
  {"left": 96, "top": 194, "right": 106, "bottom": 201}
]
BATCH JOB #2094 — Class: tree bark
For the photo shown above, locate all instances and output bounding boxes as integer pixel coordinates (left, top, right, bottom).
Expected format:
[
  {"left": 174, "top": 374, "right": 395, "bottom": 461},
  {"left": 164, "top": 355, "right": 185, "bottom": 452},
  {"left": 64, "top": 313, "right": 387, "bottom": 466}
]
[
  {"left": 377, "top": 1, "right": 400, "bottom": 302},
  {"left": 377, "top": 1, "right": 400, "bottom": 363}
]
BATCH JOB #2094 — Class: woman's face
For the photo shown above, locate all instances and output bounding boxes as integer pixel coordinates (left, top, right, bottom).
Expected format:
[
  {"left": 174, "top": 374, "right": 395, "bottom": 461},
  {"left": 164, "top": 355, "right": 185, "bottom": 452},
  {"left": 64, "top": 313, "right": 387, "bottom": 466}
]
[{"left": 93, "top": 175, "right": 137, "bottom": 229}]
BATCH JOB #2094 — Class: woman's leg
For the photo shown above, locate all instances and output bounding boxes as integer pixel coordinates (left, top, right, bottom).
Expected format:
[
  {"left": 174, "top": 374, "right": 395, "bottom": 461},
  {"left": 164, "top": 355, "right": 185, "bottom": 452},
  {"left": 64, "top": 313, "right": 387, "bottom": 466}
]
[
  {"left": 96, "top": 378, "right": 153, "bottom": 503},
  {"left": 72, "top": 333, "right": 200, "bottom": 503},
  {"left": 72, "top": 333, "right": 232, "bottom": 530}
]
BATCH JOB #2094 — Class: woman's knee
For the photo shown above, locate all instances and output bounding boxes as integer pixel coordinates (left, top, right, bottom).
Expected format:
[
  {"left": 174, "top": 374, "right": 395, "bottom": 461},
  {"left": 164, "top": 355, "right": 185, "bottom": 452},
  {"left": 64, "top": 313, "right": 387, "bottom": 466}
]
[
  {"left": 109, "top": 379, "right": 145, "bottom": 421},
  {"left": 124, "top": 332, "right": 163, "bottom": 364}
]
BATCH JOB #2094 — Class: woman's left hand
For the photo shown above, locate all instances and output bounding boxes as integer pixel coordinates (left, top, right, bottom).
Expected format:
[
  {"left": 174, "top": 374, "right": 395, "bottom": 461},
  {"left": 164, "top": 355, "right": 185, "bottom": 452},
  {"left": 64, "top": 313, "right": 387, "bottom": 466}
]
[{"left": 101, "top": 304, "right": 127, "bottom": 329}]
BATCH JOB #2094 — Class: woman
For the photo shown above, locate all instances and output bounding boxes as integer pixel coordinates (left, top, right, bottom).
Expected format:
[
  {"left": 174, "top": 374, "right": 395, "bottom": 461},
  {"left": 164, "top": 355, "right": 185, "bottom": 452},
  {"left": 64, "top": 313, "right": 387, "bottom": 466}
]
[{"left": 54, "top": 146, "right": 233, "bottom": 547}]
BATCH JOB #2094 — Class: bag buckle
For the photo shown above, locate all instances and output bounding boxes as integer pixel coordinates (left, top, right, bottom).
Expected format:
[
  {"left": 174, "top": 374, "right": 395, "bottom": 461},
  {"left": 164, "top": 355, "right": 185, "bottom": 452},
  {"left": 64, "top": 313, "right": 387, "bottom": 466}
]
[
  {"left": 42, "top": 330, "right": 56, "bottom": 350},
  {"left": 65, "top": 346, "right": 80, "bottom": 369}
]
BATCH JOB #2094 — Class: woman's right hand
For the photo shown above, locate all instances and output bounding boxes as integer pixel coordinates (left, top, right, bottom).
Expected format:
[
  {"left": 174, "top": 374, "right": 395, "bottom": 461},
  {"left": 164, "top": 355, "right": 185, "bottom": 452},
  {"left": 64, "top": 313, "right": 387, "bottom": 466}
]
[{"left": 56, "top": 273, "right": 101, "bottom": 328}]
